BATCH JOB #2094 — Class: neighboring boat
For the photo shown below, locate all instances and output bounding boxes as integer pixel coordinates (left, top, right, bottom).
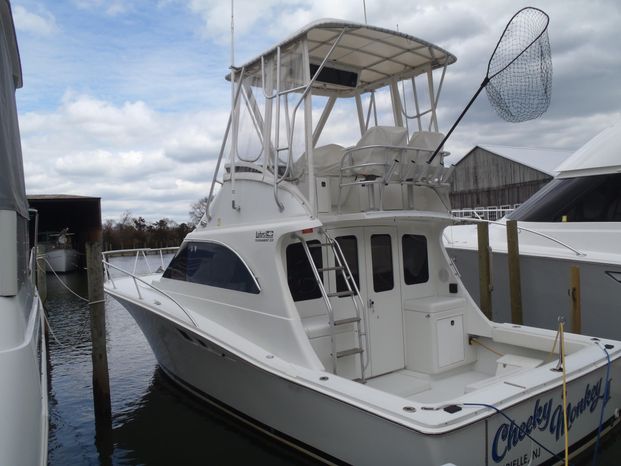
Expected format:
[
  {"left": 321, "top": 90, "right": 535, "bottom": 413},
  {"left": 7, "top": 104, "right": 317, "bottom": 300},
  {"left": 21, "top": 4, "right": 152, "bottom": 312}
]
[
  {"left": 104, "top": 20, "right": 621, "bottom": 465},
  {"left": 40, "top": 228, "right": 79, "bottom": 273},
  {"left": 0, "top": 1, "right": 48, "bottom": 464},
  {"left": 445, "top": 122, "right": 621, "bottom": 340}
]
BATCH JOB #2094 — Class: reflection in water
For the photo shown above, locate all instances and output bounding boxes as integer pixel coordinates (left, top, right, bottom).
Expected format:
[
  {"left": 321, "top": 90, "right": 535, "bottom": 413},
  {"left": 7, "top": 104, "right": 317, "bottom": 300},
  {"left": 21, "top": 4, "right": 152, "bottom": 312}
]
[{"left": 45, "top": 259, "right": 620, "bottom": 465}]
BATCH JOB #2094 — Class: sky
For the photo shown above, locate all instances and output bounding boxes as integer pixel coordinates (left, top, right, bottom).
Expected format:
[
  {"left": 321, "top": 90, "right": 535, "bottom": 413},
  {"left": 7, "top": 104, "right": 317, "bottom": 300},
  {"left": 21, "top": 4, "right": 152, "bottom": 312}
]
[{"left": 11, "top": 0, "right": 621, "bottom": 223}]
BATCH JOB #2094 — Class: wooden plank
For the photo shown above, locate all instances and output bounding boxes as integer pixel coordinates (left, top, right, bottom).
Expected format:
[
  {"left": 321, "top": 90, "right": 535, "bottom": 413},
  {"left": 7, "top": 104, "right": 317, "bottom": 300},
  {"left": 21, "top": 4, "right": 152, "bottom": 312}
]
[
  {"left": 477, "top": 222, "right": 492, "bottom": 319},
  {"left": 570, "top": 266, "right": 581, "bottom": 334},
  {"left": 506, "top": 220, "right": 523, "bottom": 325}
]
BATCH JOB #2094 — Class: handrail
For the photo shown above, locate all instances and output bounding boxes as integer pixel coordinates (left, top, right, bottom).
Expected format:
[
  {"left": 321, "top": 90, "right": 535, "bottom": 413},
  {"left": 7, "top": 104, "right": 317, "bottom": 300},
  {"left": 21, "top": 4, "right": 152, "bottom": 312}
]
[
  {"left": 102, "top": 260, "right": 198, "bottom": 327},
  {"left": 450, "top": 217, "right": 586, "bottom": 257}
]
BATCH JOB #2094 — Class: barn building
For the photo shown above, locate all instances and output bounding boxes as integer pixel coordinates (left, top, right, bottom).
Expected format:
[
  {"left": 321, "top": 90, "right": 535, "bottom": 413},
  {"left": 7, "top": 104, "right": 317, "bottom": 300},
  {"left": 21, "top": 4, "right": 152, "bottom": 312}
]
[{"left": 448, "top": 145, "right": 573, "bottom": 211}]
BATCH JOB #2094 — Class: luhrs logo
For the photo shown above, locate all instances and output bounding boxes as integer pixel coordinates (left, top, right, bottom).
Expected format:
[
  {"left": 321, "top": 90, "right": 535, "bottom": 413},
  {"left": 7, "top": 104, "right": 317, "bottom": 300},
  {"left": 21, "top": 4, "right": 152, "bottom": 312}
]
[
  {"left": 492, "top": 377, "right": 610, "bottom": 463},
  {"left": 255, "top": 230, "right": 274, "bottom": 242}
]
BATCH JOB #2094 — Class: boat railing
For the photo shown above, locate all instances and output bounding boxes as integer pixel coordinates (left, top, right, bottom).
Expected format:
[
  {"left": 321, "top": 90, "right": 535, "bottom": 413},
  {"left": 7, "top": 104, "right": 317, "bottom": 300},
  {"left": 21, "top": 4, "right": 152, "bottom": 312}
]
[
  {"left": 448, "top": 217, "right": 586, "bottom": 257},
  {"left": 102, "top": 249, "right": 198, "bottom": 328},
  {"left": 102, "top": 247, "right": 178, "bottom": 276},
  {"left": 337, "top": 143, "right": 454, "bottom": 211},
  {"left": 451, "top": 205, "right": 518, "bottom": 221}
]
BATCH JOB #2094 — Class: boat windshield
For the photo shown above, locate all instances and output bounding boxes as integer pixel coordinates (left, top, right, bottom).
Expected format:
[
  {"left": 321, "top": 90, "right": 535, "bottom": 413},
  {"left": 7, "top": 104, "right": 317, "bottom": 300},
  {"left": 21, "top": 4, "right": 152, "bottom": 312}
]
[{"left": 507, "top": 173, "right": 621, "bottom": 222}]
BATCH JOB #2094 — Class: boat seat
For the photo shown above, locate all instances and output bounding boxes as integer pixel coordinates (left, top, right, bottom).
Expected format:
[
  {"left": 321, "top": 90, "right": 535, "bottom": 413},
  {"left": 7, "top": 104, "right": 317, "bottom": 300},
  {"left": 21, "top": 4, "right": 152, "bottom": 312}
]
[
  {"left": 294, "top": 144, "right": 345, "bottom": 178},
  {"left": 405, "top": 131, "right": 445, "bottom": 166},
  {"left": 346, "top": 126, "right": 408, "bottom": 178},
  {"left": 465, "top": 354, "right": 543, "bottom": 393}
]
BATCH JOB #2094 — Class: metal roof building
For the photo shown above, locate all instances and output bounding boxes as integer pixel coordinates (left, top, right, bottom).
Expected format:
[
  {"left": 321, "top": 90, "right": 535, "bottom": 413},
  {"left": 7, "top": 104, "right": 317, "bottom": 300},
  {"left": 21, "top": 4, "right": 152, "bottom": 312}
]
[{"left": 448, "top": 145, "right": 574, "bottom": 211}]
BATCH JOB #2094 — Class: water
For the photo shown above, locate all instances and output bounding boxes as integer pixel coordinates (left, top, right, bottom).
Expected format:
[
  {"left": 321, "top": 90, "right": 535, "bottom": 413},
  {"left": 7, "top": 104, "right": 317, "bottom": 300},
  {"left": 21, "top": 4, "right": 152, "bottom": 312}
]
[
  {"left": 46, "top": 261, "right": 620, "bottom": 465},
  {"left": 46, "top": 259, "right": 319, "bottom": 466}
]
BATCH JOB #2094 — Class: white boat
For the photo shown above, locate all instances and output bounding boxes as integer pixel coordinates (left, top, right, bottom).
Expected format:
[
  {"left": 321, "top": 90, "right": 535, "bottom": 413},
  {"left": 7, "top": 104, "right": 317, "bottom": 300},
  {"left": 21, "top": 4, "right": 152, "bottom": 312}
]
[
  {"left": 41, "top": 229, "right": 79, "bottom": 273},
  {"left": 0, "top": 1, "right": 48, "bottom": 464},
  {"left": 445, "top": 122, "right": 621, "bottom": 340},
  {"left": 104, "top": 20, "right": 621, "bottom": 465}
]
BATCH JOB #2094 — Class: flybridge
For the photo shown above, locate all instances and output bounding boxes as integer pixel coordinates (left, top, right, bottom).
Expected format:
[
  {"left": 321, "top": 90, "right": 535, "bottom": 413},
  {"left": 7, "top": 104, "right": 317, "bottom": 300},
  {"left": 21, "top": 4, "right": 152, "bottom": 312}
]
[{"left": 206, "top": 19, "right": 457, "bottom": 220}]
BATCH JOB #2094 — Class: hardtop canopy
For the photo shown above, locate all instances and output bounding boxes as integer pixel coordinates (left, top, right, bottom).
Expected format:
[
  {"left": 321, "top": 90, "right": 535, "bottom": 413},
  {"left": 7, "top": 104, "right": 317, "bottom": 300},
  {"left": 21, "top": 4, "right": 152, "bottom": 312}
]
[{"left": 233, "top": 19, "right": 456, "bottom": 97}]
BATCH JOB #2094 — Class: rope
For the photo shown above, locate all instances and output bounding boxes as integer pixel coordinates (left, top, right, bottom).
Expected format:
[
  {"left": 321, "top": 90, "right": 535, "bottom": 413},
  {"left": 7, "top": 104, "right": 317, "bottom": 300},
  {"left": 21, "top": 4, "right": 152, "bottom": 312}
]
[
  {"left": 559, "top": 321, "right": 569, "bottom": 465},
  {"left": 470, "top": 337, "right": 504, "bottom": 357},
  {"left": 546, "top": 327, "right": 560, "bottom": 363},
  {"left": 37, "top": 256, "right": 89, "bottom": 302},
  {"left": 592, "top": 343, "right": 612, "bottom": 466},
  {"left": 461, "top": 402, "right": 567, "bottom": 464}
]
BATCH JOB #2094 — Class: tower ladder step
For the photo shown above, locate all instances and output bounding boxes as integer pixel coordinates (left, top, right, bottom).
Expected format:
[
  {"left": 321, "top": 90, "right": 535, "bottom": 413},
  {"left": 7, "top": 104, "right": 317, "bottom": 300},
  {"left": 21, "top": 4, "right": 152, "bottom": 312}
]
[
  {"left": 333, "top": 317, "right": 361, "bottom": 326},
  {"left": 336, "top": 348, "right": 364, "bottom": 358}
]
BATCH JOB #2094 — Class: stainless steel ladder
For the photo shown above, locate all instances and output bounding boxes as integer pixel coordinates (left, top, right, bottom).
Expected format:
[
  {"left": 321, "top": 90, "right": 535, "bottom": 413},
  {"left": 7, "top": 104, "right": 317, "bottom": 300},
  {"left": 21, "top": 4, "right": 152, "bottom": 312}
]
[{"left": 295, "top": 229, "right": 367, "bottom": 382}]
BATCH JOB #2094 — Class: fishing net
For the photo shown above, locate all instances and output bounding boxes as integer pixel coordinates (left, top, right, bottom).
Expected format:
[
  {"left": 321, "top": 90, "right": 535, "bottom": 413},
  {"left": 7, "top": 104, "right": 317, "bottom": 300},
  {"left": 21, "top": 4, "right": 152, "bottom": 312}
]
[
  {"left": 427, "top": 7, "right": 552, "bottom": 163},
  {"left": 485, "top": 7, "right": 552, "bottom": 122}
]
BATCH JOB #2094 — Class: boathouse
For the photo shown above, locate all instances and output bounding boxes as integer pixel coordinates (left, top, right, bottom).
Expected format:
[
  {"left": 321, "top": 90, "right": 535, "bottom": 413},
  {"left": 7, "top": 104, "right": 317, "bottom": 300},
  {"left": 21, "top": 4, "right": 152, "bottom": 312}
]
[{"left": 448, "top": 145, "right": 573, "bottom": 210}]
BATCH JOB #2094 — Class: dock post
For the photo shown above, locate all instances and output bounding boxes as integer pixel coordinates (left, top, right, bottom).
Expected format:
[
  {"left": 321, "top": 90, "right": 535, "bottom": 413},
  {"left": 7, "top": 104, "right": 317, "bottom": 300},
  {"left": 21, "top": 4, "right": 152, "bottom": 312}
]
[
  {"left": 85, "top": 241, "right": 112, "bottom": 429},
  {"left": 506, "top": 220, "right": 523, "bottom": 325},
  {"left": 570, "top": 266, "right": 581, "bottom": 334},
  {"left": 36, "top": 244, "right": 47, "bottom": 304},
  {"left": 477, "top": 222, "right": 492, "bottom": 319}
]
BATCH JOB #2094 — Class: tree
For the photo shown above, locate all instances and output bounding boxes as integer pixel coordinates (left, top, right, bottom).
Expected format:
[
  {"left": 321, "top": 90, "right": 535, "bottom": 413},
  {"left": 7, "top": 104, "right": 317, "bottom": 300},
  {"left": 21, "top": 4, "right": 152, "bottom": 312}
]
[{"left": 189, "top": 196, "right": 211, "bottom": 226}]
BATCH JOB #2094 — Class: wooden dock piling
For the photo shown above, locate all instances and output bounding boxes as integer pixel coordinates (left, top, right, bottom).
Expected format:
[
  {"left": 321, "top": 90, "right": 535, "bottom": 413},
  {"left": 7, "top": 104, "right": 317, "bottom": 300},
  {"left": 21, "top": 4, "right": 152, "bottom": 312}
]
[
  {"left": 570, "top": 266, "right": 581, "bottom": 334},
  {"left": 506, "top": 220, "right": 523, "bottom": 325},
  {"left": 477, "top": 222, "right": 492, "bottom": 319},
  {"left": 85, "top": 241, "right": 112, "bottom": 428}
]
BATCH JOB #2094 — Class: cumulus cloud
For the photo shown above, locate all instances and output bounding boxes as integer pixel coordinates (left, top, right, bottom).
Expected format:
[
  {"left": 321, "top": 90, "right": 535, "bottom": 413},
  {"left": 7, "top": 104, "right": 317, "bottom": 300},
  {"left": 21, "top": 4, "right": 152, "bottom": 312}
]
[
  {"left": 20, "top": 94, "right": 222, "bottom": 221},
  {"left": 12, "top": 5, "right": 58, "bottom": 36}
]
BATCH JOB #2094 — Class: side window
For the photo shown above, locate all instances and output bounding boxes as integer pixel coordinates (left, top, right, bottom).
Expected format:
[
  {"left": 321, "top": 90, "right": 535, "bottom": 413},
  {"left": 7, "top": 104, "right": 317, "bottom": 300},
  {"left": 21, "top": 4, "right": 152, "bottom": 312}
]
[
  {"left": 335, "top": 236, "right": 360, "bottom": 294},
  {"left": 402, "top": 234, "right": 429, "bottom": 285},
  {"left": 286, "top": 240, "right": 323, "bottom": 302},
  {"left": 163, "top": 242, "right": 259, "bottom": 294},
  {"left": 371, "top": 234, "right": 394, "bottom": 292}
]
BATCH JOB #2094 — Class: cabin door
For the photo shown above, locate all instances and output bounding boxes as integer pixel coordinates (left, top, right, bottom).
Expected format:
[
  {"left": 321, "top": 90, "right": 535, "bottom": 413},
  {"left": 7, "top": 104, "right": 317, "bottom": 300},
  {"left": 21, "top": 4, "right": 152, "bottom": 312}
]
[
  {"left": 364, "top": 227, "right": 404, "bottom": 376},
  {"left": 328, "top": 227, "right": 404, "bottom": 377}
]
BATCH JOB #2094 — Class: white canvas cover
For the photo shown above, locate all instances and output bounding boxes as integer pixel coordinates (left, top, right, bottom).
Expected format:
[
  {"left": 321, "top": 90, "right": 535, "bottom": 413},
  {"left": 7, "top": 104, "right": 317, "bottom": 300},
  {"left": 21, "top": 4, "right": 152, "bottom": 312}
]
[
  {"left": 294, "top": 144, "right": 345, "bottom": 177},
  {"left": 349, "top": 126, "right": 408, "bottom": 177},
  {"left": 0, "top": 0, "right": 27, "bottom": 219},
  {"left": 406, "top": 131, "right": 446, "bottom": 166}
]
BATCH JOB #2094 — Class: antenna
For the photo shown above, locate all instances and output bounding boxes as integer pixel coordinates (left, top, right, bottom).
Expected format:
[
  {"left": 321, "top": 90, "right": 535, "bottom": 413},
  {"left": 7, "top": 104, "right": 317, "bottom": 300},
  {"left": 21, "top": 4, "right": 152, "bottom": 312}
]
[
  {"left": 362, "top": 0, "right": 368, "bottom": 24},
  {"left": 230, "top": 0, "right": 235, "bottom": 68}
]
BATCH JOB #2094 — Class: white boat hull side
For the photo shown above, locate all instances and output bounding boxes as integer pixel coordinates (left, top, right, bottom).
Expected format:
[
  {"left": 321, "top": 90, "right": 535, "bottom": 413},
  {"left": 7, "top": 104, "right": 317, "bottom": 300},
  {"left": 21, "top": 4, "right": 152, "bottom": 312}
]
[
  {"left": 447, "top": 247, "right": 621, "bottom": 340},
  {"left": 44, "top": 248, "right": 79, "bottom": 273},
  {"left": 116, "top": 296, "right": 620, "bottom": 466},
  {"left": 0, "top": 290, "right": 48, "bottom": 466}
]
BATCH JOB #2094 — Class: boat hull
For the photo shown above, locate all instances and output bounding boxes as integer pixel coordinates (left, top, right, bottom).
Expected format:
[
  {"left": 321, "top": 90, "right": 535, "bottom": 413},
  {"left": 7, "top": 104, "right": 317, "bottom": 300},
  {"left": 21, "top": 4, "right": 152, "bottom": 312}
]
[
  {"left": 0, "top": 288, "right": 48, "bottom": 466},
  {"left": 447, "top": 247, "right": 621, "bottom": 340},
  {"left": 44, "top": 248, "right": 79, "bottom": 273},
  {"left": 115, "top": 295, "right": 621, "bottom": 466}
]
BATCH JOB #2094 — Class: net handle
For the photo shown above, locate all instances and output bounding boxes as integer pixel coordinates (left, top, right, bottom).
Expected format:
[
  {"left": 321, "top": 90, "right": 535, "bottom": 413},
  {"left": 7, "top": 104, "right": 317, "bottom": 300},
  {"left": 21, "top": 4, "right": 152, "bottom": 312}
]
[{"left": 427, "top": 7, "right": 550, "bottom": 164}]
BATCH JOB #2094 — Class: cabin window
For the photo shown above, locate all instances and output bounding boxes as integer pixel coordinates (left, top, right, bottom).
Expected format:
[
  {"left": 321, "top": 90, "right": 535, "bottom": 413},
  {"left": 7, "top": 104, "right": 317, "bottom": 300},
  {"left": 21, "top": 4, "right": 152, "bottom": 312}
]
[
  {"left": 335, "top": 236, "right": 360, "bottom": 294},
  {"left": 402, "top": 234, "right": 429, "bottom": 285},
  {"left": 371, "top": 234, "right": 394, "bottom": 292},
  {"left": 286, "top": 240, "right": 323, "bottom": 302},
  {"left": 163, "top": 241, "right": 259, "bottom": 294},
  {"left": 508, "top": 173, "right": 621, "bottom": 222}
]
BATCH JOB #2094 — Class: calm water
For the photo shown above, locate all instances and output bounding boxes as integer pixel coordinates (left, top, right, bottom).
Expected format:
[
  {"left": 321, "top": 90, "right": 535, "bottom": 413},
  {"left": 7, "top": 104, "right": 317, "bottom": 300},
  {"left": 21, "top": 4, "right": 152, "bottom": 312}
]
[{"left": 45, "top": 260, "right": 620, "bottom": 465}]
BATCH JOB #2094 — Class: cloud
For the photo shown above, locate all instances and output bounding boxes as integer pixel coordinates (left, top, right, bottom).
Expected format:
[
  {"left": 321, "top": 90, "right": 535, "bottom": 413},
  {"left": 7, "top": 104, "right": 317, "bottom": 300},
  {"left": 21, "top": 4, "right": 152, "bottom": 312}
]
[
  {"left": 12, "top": 5, "right": 59, "bottom": 36},
  {"left": 20, "top": 93, "right": 221, "bottom": 222},
  {"left": 71, "top": 0, "right": 131, "bottom": 16}
]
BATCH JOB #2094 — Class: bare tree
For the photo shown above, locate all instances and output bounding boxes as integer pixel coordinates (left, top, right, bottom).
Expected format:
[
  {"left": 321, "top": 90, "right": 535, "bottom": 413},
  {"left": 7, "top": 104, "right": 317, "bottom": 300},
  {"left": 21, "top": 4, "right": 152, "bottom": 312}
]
[{"left": 189, "top": 196, "right": 210, "bottom": 226}]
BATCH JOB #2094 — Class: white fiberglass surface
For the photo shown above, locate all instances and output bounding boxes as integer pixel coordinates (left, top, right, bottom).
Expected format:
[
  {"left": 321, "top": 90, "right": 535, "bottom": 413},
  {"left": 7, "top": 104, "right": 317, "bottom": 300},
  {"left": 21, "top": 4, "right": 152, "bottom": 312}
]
[{"left": 366, "top": 368, "right": 490, "bottom": 403}]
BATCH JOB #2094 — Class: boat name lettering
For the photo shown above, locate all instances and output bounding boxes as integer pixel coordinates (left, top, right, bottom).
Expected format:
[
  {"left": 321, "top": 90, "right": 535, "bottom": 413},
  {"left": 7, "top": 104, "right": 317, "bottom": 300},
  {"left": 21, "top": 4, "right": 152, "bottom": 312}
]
[
  {"left": 255, "top": 230, "right": 274, "bottom": 242},
  {"left": 491, "top": 377, "right": 610, "bottom": 463}
]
